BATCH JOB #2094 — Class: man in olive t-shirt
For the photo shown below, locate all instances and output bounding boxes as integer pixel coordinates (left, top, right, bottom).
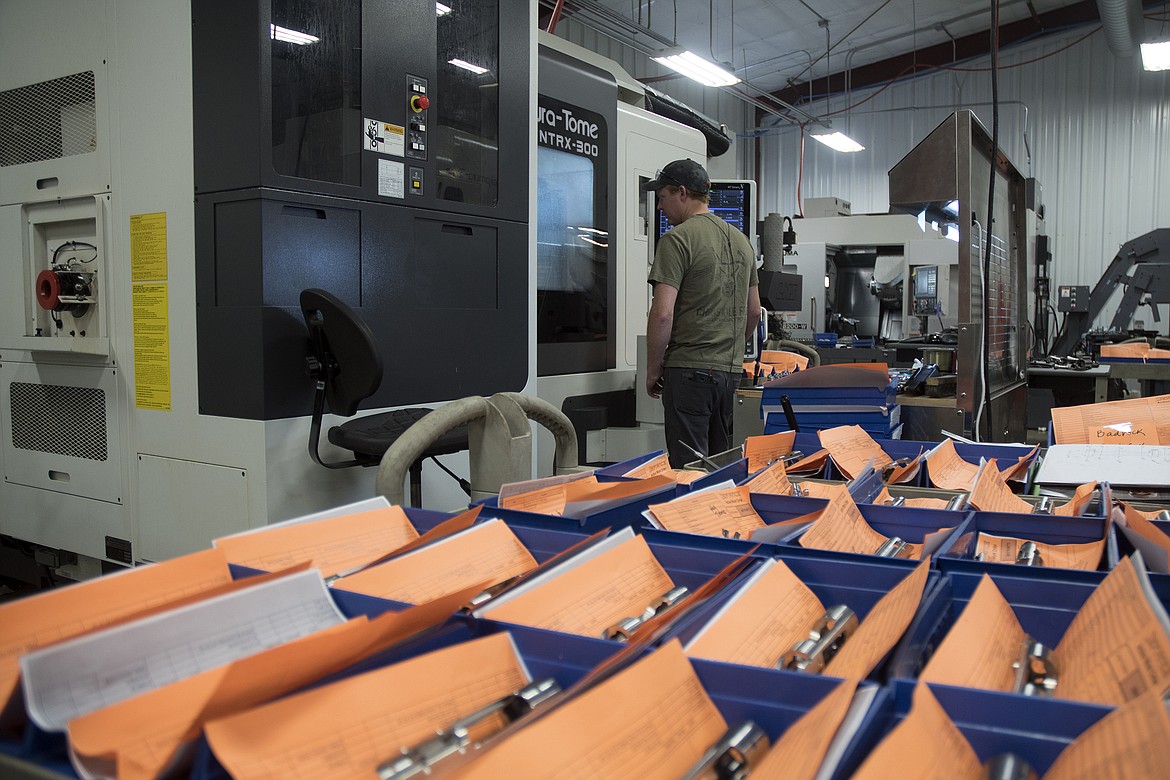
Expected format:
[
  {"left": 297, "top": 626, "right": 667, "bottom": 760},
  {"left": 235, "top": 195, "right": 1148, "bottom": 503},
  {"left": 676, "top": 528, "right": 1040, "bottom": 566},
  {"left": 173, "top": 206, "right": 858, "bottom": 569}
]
[{"left": 644, "top": 159, "right": 760, "bottom": 468}]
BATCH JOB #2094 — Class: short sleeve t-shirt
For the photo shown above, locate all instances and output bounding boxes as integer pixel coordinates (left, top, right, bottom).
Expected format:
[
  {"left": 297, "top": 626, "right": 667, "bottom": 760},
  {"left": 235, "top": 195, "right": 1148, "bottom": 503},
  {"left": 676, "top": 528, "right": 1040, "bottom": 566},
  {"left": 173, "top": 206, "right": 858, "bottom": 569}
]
[{"left": 648, "top": 212, "right": 759, "bottom": 373}]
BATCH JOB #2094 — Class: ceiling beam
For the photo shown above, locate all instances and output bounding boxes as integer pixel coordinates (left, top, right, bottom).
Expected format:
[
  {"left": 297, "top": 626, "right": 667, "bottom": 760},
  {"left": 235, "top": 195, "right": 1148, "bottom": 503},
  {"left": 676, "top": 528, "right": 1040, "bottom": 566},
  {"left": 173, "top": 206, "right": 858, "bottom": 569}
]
[{"left": 769, "top": 0, "right": 1103, "bottom": 110}]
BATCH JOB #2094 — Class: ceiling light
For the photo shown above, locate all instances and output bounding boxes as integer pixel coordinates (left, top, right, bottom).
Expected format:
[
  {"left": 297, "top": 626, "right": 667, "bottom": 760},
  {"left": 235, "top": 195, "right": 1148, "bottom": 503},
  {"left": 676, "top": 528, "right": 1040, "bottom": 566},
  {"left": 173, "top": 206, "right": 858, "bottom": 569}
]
[
  {"left": 651, "top": 49, "right": 740, "bottom": 87},
  {"left": 1142, "top": 41, "right": 1170, "bottom": 72},
  {"left": 448, "top": 58, "right": 489, "bottom": 75},
  {"left": 270, "top": 24, "right": 318, "bottom": 45},
  {"left": 810, "top": 131, "right": 865, "bottom": 153},
  {"left": 436, "top": 2, "right": 452, "bottom": 16}
]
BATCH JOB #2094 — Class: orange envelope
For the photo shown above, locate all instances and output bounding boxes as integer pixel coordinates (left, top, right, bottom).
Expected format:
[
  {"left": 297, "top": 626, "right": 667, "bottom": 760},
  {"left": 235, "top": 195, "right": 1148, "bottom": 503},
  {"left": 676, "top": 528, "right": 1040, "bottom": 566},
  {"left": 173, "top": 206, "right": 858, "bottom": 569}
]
[
  {"left": 998, "top": 445, "right": 1040, "bottom": 482},
  {"left": 921, "top": 558, "right": 1170, "bottom": 706},
  {"left": 0, "top": 548, "right": 235, "bottom": 729},
  {"left": 745, "top": 460, "right": 795, "bottom": 496},
  {"left": 623, "top": 453, "right": 671, "bottom": 478},
  {"left": 478, "top": 532, "right": 676, "bottom": 638},
  {"left": 795, "top": 481, "right": 846, "bottom": 499},
  {"left": 799, "top": 489, "right": 952, "bottom": 561},
  {"left": 333, "top": 519, "right": 537, "bottom": 604},
  {"left": 646, "top": 485, "right": 765, "bottom": 539},
  {"left": 205, "top": 632, "right": 532, "bottom": 780},
  {"left": 851, "top": 684, "right": 985, "bottom": 780},
  {"left": 449, "top": 641, "right": 728, "bottom": 780},
  {"left": 818, "top": 425, "right": 893, "bottom": 480},
  {"left": 787, "top": 449, "right": 830, "bottom": 475},
  {"left": 924, "top": 439, "right": 983, "bottom": 491},
  {"left": 748, "top": 679, "right": 858, "bottom": 780},
  {"left": 968, "top": 463, "right": 1033, "bottom": 514},
  {"left": 1050, "top": 482, "right": 1098, "bottom": 517},
  {"left": 761, "top": 349, "right": 812, "bottom": 372},
  {"left": 1100, "top": 342, "right": 1151, "bottom": 359},
  {"left": 686, "top": 558, "right": 928, "bottom": 681},
  {"left": 856, "top": 684, "right": 1170, "bottom": 780},
  {"left": 974, "top": 533, "right": 1105, "bottom": 571},
  {"left": 213, "top": 504, "right": 419, "bottom": 577},
  {"left": 67, "top": 584, "right": 485, "bottom": 780},
  {"left": 1051, "top": 394, "right": 1170, "bottom": 445},
  {"left": 743, "top": 431, "right": 797, "bottom": 473}
]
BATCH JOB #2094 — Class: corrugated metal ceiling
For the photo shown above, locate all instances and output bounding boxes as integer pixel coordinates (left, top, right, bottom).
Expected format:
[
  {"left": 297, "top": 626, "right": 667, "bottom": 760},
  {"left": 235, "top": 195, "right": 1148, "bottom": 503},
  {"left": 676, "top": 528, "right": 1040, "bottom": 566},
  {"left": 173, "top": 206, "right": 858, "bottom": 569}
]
[{"left": 573, "top": 0, "right": 1082, "bottom": 94}]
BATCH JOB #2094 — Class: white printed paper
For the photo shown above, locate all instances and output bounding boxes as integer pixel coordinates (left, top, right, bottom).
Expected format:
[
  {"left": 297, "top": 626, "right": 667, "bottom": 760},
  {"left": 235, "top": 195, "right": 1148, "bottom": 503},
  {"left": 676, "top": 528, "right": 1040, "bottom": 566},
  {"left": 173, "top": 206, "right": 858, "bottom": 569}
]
[{"left": 21, "top": 569, "right": 345, "bottom": 731}]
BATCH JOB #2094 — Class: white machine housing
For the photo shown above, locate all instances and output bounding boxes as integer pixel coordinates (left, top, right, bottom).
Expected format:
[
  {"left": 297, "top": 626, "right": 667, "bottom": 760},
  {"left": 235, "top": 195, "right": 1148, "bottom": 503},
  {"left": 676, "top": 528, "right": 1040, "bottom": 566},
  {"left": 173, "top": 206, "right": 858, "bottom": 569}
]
[
  {"left": 0, "top": 0, "right": 538, "bottom": 572},
  {"left": 779, "top": 212, "right": 957, "bottom": 342}
]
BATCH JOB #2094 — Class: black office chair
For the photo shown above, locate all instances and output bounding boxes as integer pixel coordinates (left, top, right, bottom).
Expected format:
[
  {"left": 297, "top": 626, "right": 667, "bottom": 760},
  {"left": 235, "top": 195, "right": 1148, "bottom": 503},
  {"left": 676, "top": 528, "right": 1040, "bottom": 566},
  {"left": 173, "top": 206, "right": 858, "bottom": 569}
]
[{"left": 300, "top": 288, "right": 469, "bottom": 506}]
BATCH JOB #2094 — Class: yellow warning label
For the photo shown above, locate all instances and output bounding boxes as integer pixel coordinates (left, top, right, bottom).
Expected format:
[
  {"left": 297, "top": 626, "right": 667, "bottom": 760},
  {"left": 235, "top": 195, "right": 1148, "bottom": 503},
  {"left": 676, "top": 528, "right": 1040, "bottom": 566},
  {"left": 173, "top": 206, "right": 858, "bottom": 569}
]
[
  {"left": 132, "top": 282, "right": 171, "bottom": 411},
  {"left": 130, "top": 212, "right": 167, "bottom": 282}
]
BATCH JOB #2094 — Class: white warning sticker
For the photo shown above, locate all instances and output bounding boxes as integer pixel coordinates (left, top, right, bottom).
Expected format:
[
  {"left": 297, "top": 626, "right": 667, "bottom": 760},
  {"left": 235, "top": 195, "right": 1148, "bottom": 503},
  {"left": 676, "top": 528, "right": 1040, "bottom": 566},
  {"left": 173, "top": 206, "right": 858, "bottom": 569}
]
[
  {"left": 378, "top": 158, "right": 405, "bottom": 199},
  {"left": 363, "top": 118, "right": 405, "bottom": 157}
]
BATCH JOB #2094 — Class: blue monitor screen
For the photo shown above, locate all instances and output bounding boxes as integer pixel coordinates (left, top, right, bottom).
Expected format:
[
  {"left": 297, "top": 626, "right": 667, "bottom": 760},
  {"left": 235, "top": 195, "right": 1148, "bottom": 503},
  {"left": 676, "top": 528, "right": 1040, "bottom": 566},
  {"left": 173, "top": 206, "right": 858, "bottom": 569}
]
[{"left": 657, "top": 181, "right": 752, "bottom": 239}]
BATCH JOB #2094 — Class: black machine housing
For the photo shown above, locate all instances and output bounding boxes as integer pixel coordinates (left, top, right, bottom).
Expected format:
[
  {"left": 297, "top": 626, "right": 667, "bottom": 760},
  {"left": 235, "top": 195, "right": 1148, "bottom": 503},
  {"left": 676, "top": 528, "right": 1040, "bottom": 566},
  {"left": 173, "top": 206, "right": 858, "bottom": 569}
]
[{"left": 192, "top": 0, "right": 531, "bottom": 420}]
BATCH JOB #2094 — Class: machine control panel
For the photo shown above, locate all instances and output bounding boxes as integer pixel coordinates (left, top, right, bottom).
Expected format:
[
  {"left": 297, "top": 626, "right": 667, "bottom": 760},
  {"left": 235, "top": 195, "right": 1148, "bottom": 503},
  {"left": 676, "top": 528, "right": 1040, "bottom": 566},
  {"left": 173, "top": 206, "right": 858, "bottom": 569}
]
[
  {"left": 912, "top": 265, "right": 938, "bottom": 314},
  {"left": 1057, "top": 285, "right": 1090, "bottom": 312},
  {"left": 406, "top": 75, "right": 428, "bottom": 160}
]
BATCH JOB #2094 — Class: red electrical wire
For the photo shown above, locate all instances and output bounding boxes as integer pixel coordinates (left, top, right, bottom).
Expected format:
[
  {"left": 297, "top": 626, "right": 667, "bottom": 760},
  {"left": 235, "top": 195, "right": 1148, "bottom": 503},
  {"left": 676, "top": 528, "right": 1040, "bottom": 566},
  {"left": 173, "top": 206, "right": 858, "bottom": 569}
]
[{"left": 796, "top": 124, "right": 806, "bottom": 217}]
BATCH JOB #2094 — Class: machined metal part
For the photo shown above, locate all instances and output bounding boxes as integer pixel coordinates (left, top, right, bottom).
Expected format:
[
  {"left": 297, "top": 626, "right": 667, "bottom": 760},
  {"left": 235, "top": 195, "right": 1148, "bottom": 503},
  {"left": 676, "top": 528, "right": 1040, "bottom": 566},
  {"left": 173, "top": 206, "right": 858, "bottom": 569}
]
[
  {"left": 983, "top": 753, "right": 1039, "bottom": 780},
  {"left": 461, "top": 575, "right": 523, "bottom": 612},
  {"left": 1016, "top": 541, "right": 1044, "bottom": 567},
  {"left": 791, "top": 483, "right": 804, "bottom": 497},
  {"left": 1031, "top": 496, "right": 1052, "bottom": 515},
  {"left": 778, "top": 605, "right": 858, "bottom": 673},
  {"left": 885, "top": 496, "right": 907, "bottom": 507},
  {"left": 946, "top": 493, "right": 971, "bottom": 512},
  {"left": 378, "top": 678, "right": 561, "bottom": 780},
  {"left": 602, "top": 586, "right": 689, "bottom": 641},
  {"left": 780, "top": 450, "right": 804, "bottom": 465},
  {"left": 1156, "top": 510, "right": 1170, "bottom": 523},
  {"left": 1011, "top": 637, "right": 1058, "bottom": 696},
  {"left": 875, "top": 536, "right": 912, "bottom": 559},
  {"left": 680, "top": 721, "right": 771, "bottom": 780}
]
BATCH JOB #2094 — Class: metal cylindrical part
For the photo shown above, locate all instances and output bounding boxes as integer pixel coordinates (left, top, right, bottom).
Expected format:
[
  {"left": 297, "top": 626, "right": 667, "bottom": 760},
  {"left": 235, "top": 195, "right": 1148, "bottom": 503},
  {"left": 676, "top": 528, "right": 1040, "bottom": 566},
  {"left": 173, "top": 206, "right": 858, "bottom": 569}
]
[
  {"left": 983, "top": 753, "right": 1038, "bottom": 780},
  {"left": 761, "top": 213, "right": 789, "bottom": 270}
]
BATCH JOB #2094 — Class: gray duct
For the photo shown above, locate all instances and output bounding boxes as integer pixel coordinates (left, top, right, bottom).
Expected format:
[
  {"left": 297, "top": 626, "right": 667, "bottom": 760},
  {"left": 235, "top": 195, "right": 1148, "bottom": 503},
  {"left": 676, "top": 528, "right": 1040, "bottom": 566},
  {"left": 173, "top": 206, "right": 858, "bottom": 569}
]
[{"left": 1096, "top": 0, "right": 1144, "bottom": 58}]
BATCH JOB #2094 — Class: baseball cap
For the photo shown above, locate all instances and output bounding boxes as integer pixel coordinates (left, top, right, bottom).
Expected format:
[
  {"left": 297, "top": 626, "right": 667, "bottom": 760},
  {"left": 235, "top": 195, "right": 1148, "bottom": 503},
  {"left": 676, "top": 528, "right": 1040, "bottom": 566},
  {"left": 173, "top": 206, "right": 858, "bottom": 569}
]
[{"left": 642, "top": 158, "right": 710, "bottom": 195}]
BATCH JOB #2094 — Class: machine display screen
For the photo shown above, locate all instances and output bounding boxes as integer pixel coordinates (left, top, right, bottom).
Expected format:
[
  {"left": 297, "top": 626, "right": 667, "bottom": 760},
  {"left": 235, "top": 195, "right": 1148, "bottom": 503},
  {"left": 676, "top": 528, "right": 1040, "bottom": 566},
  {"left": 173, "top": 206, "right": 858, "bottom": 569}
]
[
  {"left": 914, "top": 265, "right": 938, "bottom": 297},
  {"left": 656, "top": 180, "right": 753, "bottom": 240}
]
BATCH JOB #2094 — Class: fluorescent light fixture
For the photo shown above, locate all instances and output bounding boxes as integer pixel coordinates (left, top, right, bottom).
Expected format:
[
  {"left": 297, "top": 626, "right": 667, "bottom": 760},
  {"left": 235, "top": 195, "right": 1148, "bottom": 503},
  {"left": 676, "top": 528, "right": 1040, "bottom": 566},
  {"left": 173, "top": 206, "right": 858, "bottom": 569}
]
[
  {"left": 270, "top": 24, "right": 318, "bottom": 45},
  {"left": 1141, "top": 41, "right": 1170, "bottom": 72},
  {"left": 448, "top": 58, "right": 488, "bottom": 75},
  {"left": 810, "top": 131, "right": 865, "bottom": 153},
  {"left": 651, "top": 49, "right": 740, "bottom": 87},
  {"left": 436, "top": 2, "right": 452, "bottom": 15}
]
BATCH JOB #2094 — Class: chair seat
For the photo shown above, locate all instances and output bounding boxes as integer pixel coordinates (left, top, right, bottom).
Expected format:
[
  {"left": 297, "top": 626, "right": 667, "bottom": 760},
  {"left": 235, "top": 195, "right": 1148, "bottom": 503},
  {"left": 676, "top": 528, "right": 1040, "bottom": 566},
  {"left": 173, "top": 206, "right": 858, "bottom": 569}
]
[{"left": 329, "top": 408, "right": 469, "bottom": 462}]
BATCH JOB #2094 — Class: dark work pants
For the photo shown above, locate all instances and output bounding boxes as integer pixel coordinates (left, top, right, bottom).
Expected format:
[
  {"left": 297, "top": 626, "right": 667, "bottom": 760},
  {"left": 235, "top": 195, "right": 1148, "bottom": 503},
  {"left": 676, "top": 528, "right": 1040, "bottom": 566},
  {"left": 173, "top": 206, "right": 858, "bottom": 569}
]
[{"left": 661, "top": 367, "right": 738, "bottom": 469}]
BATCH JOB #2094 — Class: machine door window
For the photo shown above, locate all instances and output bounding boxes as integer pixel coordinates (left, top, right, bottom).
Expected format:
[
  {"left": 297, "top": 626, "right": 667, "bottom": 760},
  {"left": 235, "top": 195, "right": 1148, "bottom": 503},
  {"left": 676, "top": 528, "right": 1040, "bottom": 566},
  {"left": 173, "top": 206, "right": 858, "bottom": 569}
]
[
  {"left": 270, "top": 0, "right": 362, "bottom": 186},
  {"left": 434, "top": 0, "right": 499, "bottom": 206},
  {"left": 536, "top": 96, "right": 609, "bottom": 376}
]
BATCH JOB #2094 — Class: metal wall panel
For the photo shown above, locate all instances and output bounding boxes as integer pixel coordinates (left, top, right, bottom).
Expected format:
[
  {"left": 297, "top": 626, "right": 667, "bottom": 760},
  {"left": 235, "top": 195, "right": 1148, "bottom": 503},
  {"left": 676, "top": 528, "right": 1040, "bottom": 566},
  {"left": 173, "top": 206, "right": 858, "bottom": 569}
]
[{"left": 755, "top": 27, "right": 1170, "bottom": 330}]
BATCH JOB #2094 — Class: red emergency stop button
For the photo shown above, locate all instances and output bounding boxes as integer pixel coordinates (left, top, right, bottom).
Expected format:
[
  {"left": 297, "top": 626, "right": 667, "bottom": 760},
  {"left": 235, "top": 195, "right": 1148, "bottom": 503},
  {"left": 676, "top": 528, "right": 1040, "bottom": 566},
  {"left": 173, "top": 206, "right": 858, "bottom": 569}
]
[{"left": 411, "top": 95, "right": 430, "bottom": 113}]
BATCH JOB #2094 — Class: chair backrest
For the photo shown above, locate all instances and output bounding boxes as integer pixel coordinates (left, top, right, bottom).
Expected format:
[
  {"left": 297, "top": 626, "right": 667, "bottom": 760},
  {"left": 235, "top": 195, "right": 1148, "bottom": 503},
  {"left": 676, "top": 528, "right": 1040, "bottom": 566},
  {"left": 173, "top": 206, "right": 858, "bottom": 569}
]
[{"left": 300, "top": 288, "right": 383, "bottom": 417}]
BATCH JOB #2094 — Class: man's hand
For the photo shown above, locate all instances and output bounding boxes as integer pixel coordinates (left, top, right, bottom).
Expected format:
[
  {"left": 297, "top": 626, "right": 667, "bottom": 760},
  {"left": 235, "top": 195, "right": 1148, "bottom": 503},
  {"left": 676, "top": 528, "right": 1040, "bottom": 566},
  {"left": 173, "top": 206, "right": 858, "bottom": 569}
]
[{"left": 646, "top": 370, "right": 664, "bottom": 398}]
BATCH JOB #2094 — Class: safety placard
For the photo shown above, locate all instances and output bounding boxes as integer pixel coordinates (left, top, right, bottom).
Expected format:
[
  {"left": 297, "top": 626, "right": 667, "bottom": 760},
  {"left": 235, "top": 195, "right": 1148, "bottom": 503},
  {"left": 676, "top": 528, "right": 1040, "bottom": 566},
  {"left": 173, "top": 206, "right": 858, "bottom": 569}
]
[
  {"left": 378, "top": 158, "right": 405, "bottom": 199},
  {"left": 363, "top": 117, "right": 405, "bottom": 157},
  {"left": 129, "top": 212, "right": 167, "bottom": 282},
  {"left": 132, "top": 282, "right": 171, "bottom": 411}
]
